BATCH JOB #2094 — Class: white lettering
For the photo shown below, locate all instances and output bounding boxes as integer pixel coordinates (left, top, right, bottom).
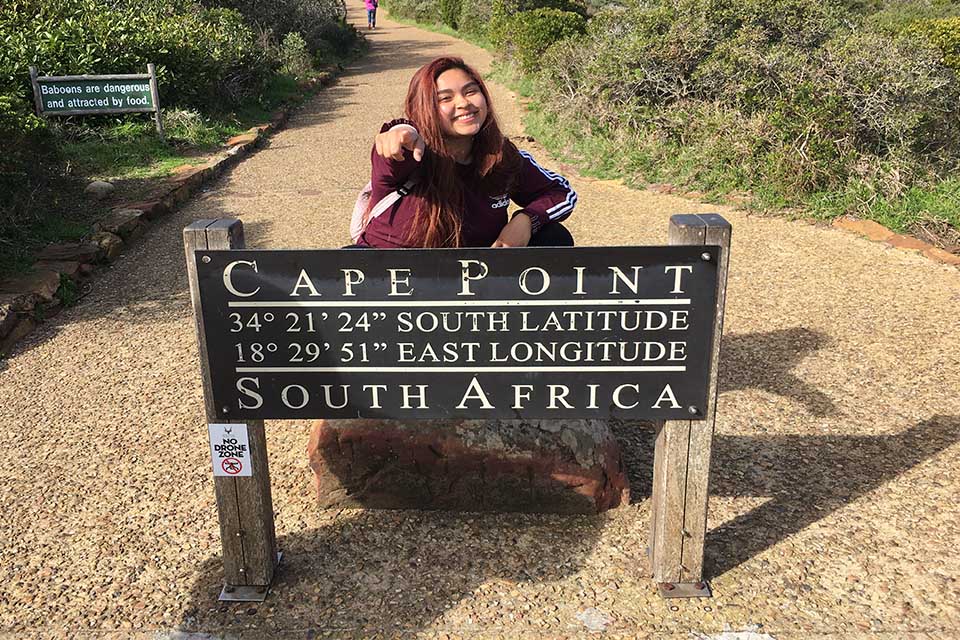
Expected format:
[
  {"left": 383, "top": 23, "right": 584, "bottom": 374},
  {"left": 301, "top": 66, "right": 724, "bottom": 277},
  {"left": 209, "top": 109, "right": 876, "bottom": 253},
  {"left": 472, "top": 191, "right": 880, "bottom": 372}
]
[
  {"left": 512, "top": 384, "right": 533, "bottom": 409},
  {"left": 237, "top": 377, "right": 263, "bottom": 409},
  {"left": 400, "top": 385, "right": 429, "bottom": 409},
  {"left": 608, "top": 266, "right": 643, "bottom": 294},
  {"left": 290, "top": 269, "right": 321, "bottom": 297},
  {"left": 363, "top": 384, "right": 386, "bottom": 409},
  {"left": 613, "top": 384, "right": 640, "bottom": 409},
  {"left": 321, "top": 385, "right": 349, "bottom": 409},
  {"left": 223, "top": 260, "right": 261, "bottom": 297},
  {"left": 281, "top": 384, "right": 309, "bottom": 409},
  {"left": 341, "top": 269, "right": 365, "bottom": 296},
  {"left": 388, "top": 268, "right": 414, "bottom": 296},
  {"left": 665, "top": 265, "right": 693, "bottom": 294},
  {"left": 652, "top": 384, "right": 681, "bottom": 409},
  {"left": 458, "top": 259, "right": 488, "bottom": 296},
  {"left": 518, "top": 267, "right": 550, "bottom": 296},
  {"left": 547, "top": 384, "right": 573, "bottom": 409},
  {"left": 456, "top": 376, "right": 494, "bottom": 409}
]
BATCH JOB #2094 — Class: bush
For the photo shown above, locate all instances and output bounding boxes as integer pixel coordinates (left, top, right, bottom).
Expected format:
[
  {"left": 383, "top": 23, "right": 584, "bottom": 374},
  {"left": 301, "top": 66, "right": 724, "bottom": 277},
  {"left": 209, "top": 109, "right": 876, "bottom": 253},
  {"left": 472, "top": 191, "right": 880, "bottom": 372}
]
[
  {"left": 0, "top": 0, "right": 274, "bottom": 110},
  {"left": 489, "top": 0, "right": 586, "bottom": 46},
  {"left": 500, "top": 9, "right": 587, "bottom": 71},
  {"left": 530, "top": 0, "right": 960, "bottom": 210},
  {"left": 907, "top": 17, "right": 960, "bottom": 70},
  {"left": 440, "top": 0, "right": 463, "bottom": 27},
  {"left": 207, "top": 0, "right": 355, "bottom": 60},
  {"left": 382, "top": 0, "right": 443, "bottom": 23},
  {"left": 458, "top": 0, "right": 494, "bottom": 36},
  {"left": 279, "top": 32, "right": 314, "bottom": 79}
]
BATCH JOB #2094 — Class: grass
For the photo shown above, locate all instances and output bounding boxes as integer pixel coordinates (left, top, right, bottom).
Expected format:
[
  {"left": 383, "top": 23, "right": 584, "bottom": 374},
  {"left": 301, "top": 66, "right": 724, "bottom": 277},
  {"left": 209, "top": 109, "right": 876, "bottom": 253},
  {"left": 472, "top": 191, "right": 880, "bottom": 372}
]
[
  {"left": 0, "top": 71, "right": 335, "bottom": 278},
  {"left": 379, "top": 6, "right": 496, "bottom": 50},
  {"left": 59, "top": 73, "right": 307, "bottom": 182}
]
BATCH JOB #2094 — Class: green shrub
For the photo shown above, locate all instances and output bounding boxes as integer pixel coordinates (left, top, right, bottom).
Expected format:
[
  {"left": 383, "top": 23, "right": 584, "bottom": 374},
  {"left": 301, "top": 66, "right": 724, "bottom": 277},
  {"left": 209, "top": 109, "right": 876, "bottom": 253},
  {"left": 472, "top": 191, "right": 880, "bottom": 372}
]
[
  {"left": 501, "top": 9, "right": 586, "bottom": 71},
  {"left": 440, "top": 0, "right": 463, "bottom": 27},
  {"left": 458, "top": 0, "right": 494, "bottom": 36},
  {"left": 207, "top": 0, "right": 356, "bottom": 60},
  {"left": 865, "top": 0, "right": 960, "bottom": 33},
  {"left": 530, "top": 0, "right": 960, "bottom": 213},
  {"left": 279, "top": 32, "right": 314, "bottom": 79},
  {"left": 382, "top": 0, "right": 444, "bottom": 23},
  {"left": 0, "top": 0, "right": 274, "bottom": 110},
  {"left": 490, "top": 0, "right": 586, "bottom": 46},
  {"left": 907, "top": 17, "right": 960, "bottom": 70}
]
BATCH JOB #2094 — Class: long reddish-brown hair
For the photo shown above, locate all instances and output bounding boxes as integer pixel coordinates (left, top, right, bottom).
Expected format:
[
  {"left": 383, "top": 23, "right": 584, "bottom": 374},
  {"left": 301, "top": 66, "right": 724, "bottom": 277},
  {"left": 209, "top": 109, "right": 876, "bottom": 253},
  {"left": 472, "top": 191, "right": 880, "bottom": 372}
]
[{"left": 403, "top": 57, "right": 521, "bottom": 247}]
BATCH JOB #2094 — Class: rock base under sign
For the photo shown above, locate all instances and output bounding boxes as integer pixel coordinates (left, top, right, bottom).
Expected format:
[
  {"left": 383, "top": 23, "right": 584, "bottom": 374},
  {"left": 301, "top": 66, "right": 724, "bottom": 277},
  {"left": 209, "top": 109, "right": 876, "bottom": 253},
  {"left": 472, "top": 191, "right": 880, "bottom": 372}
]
[{"left": 306, "top": 418, "right": 630, "bottom": 514}]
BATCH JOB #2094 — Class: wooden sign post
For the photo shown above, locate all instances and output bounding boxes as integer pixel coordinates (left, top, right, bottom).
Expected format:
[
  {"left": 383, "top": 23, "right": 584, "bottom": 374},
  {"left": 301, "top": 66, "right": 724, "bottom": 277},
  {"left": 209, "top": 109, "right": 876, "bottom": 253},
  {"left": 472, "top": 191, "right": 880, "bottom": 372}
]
[
  {"left": 184, "top": 213, "right": 731, "bottom": 601},
  {"left": 184, "top": 219, "right": 278, "bottom": 601},
  {"left": 650, "top": 214, "right": 731, "bottom": 598},
  {"left": 30, "top": 64, "right": 165, "bottom": 138}
]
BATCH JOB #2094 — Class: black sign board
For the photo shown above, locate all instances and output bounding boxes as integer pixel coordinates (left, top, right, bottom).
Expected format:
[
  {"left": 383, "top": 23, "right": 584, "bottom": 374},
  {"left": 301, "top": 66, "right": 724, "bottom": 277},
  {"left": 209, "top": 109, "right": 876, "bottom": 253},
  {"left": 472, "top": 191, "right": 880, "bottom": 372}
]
[{"left": 195, "top": 247, "right": 720, "bottom": 420}]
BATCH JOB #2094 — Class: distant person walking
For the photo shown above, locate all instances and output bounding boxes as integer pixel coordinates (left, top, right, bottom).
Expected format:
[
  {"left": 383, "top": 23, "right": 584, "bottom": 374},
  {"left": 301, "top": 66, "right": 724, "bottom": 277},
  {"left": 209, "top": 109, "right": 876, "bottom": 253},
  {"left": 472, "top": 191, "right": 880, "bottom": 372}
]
[{"left": 364, "top": 0, "right": 378, "bottom": 29}]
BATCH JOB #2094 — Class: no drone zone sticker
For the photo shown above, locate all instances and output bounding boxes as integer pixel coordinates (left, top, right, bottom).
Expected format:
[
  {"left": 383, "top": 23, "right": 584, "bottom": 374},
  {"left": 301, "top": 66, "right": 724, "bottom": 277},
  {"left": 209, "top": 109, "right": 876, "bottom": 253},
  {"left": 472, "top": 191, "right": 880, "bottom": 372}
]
[{"left": 208, "top": 423, "right": 253, "bottom": 477}]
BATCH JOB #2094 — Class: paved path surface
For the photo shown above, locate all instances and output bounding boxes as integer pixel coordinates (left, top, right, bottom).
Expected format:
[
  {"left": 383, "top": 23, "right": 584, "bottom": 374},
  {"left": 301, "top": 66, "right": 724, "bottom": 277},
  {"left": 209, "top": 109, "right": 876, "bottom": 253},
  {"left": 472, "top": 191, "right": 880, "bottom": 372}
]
[{"left": 2, "top": 6, "right": 960, "bottom": 639}]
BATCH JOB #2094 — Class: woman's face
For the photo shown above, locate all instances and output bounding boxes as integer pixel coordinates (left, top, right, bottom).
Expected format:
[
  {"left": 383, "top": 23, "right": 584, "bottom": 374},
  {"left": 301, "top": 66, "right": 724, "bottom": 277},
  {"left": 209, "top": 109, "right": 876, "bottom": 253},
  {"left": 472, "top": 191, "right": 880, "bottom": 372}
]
[{"left": 435, "top": 67, "right": 488, "bottom": 140}]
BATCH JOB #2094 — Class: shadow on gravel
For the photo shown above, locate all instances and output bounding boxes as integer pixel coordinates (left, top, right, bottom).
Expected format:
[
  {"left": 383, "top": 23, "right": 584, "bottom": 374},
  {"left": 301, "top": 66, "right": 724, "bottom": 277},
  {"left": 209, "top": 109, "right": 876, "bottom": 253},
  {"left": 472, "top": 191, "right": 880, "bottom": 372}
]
[
  {"left": 179, "top": 509, "right": 606, "bottom": 637},
  {"left": 704, "top": 413, "right": 960, "bottom": 578},
  {"left": 614, "top": 415, "right": 960, "bottom": 580},
  {"left": 720, "top": 328, "right": 836, "bottom": 417}
]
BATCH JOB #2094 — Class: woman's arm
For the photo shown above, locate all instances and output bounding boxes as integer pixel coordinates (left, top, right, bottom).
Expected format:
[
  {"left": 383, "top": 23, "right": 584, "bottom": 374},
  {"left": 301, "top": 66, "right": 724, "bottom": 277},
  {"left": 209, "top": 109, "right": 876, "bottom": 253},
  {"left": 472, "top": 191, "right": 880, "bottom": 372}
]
[
  {"left": 509, "top": 150, "right": 577, "bottom": 233},
  {"left": 370, "top": 119, "right": 426, "bottom": 192}
]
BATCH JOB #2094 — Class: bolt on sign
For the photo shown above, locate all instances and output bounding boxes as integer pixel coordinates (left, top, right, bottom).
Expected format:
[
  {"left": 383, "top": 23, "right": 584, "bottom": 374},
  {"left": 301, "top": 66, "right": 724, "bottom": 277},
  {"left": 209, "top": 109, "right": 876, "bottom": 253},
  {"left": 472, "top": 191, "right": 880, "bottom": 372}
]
[
  {"left": 29, "top": 64, "right": 165, "bottom": 138},
  {"left": 194, "top": 247, "right": 721, "bottom": 420}
]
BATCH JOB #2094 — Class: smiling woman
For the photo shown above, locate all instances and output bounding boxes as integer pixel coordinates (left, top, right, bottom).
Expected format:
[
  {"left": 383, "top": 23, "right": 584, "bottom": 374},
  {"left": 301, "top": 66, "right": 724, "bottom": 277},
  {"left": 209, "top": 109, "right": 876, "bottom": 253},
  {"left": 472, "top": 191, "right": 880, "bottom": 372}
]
[{"left": 356, "top": 56, "right": 577, "bottom": 249}]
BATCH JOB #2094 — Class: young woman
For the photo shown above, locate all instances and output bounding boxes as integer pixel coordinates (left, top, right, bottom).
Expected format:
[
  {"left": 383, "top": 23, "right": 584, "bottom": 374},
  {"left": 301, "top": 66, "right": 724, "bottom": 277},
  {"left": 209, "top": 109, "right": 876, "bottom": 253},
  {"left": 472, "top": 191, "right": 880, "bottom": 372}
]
[
  {"left": 364, "top": 0, "right": 378, "bottom": 29},
  {"left": 356, "top": 56, "right": 576, "bottom": 249}
]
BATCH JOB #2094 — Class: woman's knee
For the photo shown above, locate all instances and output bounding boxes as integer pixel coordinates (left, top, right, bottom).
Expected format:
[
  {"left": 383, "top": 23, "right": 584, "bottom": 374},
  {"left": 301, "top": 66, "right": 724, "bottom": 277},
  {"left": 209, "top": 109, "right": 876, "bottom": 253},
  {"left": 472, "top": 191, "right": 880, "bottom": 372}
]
[{"left": 529, "top": 222, "right": 574, "bottom": 247}]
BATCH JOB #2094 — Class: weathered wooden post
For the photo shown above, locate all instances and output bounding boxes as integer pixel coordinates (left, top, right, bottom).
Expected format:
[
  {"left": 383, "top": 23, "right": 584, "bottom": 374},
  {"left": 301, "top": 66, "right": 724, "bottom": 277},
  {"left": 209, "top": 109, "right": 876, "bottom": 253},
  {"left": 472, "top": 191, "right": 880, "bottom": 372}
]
[
  {"left": 184, "top": 219, "right": 278, "bottom": 601},
  {"left": 649, "top": 213, "right": 731, "bottom": 597},
  {"left": 147, "top": 63, "right": 165, "bottom": 140}
]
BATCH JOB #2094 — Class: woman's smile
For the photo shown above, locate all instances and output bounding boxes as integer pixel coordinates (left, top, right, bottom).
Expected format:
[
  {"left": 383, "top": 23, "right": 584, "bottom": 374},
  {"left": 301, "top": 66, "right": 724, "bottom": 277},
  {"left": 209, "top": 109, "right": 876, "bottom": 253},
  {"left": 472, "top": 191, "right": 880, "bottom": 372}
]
[{"left": 436, "top": 67, "right": 488, "bottom": 140}]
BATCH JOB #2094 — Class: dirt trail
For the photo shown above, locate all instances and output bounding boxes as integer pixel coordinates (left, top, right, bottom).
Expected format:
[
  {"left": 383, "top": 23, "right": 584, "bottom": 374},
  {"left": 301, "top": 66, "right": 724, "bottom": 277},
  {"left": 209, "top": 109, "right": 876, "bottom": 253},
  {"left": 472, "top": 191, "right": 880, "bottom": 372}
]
[{"left": 1, "top": 5, "right": 959, "bottom": 638}]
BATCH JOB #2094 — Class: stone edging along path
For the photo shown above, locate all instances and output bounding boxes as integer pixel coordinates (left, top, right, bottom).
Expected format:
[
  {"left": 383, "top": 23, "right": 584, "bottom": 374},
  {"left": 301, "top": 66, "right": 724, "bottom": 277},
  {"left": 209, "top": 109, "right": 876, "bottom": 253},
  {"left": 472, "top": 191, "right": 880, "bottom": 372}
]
[
  {"left": 1, "top": 65, "right": 958, "bottom": 358},
  {"left": 0, "top": 73, "right": 341, "bottom": 357}
]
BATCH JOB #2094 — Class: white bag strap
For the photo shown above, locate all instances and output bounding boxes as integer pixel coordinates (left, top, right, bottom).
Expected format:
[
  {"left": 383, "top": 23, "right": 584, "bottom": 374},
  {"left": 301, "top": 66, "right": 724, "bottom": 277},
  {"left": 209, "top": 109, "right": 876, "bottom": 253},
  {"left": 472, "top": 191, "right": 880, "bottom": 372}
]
[{"left": 368, "top": 176, "right": 418, "bottom": 221}]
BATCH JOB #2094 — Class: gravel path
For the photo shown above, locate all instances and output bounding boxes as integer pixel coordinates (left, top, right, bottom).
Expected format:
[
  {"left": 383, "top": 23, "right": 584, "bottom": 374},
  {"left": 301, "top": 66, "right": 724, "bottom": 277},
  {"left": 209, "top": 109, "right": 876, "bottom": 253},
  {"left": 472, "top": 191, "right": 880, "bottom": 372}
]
[{"left": 2, "top": 7, "right": 959, "bottom": 639}]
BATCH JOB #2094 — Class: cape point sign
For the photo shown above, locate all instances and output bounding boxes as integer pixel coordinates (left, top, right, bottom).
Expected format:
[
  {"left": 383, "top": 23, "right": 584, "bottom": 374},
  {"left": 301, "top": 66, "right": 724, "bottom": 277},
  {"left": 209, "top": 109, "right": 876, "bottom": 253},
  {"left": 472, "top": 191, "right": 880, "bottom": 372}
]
[
  {"left": 195, "top": 246, "right": 721, "bottom": 420},
  {"left": 185, "top": 214, "right": 731, "bottom": 603}
]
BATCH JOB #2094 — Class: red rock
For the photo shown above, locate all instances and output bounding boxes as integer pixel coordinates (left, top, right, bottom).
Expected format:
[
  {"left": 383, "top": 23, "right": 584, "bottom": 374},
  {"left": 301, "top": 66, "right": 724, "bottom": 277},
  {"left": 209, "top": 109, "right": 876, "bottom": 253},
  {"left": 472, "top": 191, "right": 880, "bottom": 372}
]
[
  {"left": 169, "top": 166, "right": 206, "bottom": 189},
  {"left": 118, "top": 200, "right": 167, "bottom": 221},
  {"left": 0, "top": 269, "right": 61, "bottom": 301},
  {"left": 94, "top": 209, "right": 144, "bottom": 240},
  {"left": 0, "top": 316, "right": 37, "bottom": 356},
  {"left": 647, "top": 183, "right": 676, "bottom": 194},
  {"left": 90, "top": 232, "right": 123, "bottom": 263},
  {"left": 37, "top": 242, "right": 101, "bottom": 264},
  {"left": 832, "top": 217, "right": 894, "bottom": 242},
  {"left": 307, "top": 418, "right": 629, "bottom": 514},
  {"left": 0, "top": 292, "right": 39, "bottom": 313},
  {"left": 886, "top": 234, "right": 930, "bottom": 251},
  {"left": 33, "top": 261, "right": 81, "bottom": 280},
  {"left": 0, "top": 303, "right": 17, "bottom": 339},
  {"left": 226, "top": 133, "right": 258, "bottom": 147},
  {"left": 924, "top": 246, "right": 960, "bottom": 266}
]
